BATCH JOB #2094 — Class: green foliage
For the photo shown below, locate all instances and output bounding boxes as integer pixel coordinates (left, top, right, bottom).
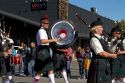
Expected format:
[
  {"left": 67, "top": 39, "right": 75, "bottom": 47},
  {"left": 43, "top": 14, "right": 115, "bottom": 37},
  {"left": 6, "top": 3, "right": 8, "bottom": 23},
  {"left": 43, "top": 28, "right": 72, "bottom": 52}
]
[
  {"left": 118, "top": 19, "right": 125, "bottom": 31},
  {"left": 117, "top": 19, "right": 125, "bottom": 37}
]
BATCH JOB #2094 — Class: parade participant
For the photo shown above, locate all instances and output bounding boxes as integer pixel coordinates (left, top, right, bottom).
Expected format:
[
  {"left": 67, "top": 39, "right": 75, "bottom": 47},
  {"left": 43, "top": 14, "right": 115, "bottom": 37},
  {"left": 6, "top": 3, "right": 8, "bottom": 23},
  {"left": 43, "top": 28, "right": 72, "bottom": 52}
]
[
  {"left": 0, "top": 29, "right": 2, "bottom": 51},
  {"left": 0, "top": 21, "right": 2, "bottom": 51},
  {"left": 33, "top": 15, "right": 59, "bottom": 83},
  {"left": 53, "top": 47, "right": 71, "bottom": 83},
  {"left": 87, "top": 19, "right": 117, "bottom": 83},
  {"left": 110, "top": 26, "right": 125, "bottom": 83},
  {"left": 0, "top": 44, "right": 14, "bottom": 83}
]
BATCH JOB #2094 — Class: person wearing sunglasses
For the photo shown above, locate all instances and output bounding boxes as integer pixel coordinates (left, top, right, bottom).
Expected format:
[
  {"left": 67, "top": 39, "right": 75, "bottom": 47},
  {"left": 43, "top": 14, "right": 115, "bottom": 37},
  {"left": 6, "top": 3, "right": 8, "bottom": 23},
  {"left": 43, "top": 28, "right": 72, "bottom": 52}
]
[
  {"left": 33, "top": 15, "right": 59, "bottom": 83},
  {"left": 110, "top": 25, "right": 125, "bottom": 83}
]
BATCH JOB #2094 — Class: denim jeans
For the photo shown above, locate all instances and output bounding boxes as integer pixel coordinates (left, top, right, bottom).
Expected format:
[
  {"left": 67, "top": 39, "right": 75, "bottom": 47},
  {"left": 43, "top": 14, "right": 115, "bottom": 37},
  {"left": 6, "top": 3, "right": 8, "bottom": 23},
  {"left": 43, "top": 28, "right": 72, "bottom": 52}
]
[
  {"left": 28, "top": 59, "right": 35, "bottom": 76},
  {"left": 77, "top": 58, "right": 84, "bottom": 78},
  {"left": 85, "top": 69, "right": 88, "bottom": 79},
  {"left": 65, "top": 60, "right": 71, "bottom": 78}
]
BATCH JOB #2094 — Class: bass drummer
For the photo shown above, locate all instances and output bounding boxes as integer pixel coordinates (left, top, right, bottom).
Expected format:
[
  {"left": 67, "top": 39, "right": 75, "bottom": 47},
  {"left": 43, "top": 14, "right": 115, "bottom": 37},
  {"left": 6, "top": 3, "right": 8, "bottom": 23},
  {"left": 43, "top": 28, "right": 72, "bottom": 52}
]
[{"left": 33, "top": 15, "right": 59, "bottom": 83}]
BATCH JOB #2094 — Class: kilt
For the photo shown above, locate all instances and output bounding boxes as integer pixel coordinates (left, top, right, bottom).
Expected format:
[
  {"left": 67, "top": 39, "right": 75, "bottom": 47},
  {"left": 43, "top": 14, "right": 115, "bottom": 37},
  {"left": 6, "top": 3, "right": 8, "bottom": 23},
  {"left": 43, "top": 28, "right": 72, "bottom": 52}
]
[
  {"left": 87, "top": 59, "right": 111, "bottom": 83},
  {"left": 0, "top": 57, "right": 7, "bottom": 76},
  {"left": 111, "top": 55, "right": 125, "bottom": 78},
  {"left": 53, "top": 53, "right": 65, "bottom": 71},
  {"left": 34, "top": 46, "right": 54, "bottom": 73},
  {"left": 0, "top": 53, "right": 11, "bottom": 76}
]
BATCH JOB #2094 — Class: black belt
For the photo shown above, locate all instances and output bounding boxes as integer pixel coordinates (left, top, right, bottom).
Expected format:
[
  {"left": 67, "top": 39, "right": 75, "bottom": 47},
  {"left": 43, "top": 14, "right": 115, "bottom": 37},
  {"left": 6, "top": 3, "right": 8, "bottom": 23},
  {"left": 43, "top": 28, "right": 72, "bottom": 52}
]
[
  {"left": 38, "top": 45, "right": 50, "bottom": 47},
  {"left": 38, "top": 45, "right": 50, "bottom": 51}
]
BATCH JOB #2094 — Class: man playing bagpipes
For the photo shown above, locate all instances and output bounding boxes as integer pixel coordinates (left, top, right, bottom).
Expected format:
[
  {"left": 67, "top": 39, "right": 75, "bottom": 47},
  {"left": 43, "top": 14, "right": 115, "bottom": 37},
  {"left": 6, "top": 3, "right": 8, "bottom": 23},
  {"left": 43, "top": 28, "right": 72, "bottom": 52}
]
[{"left": 109, "top": 25, "right": 125, "bottom": 83}]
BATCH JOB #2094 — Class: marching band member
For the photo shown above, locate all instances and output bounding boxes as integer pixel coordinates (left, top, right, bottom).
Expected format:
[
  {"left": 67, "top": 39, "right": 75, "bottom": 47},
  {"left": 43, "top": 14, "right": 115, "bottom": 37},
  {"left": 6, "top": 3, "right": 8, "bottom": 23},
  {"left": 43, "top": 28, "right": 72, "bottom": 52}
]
[
  {"left": 53, "top": 47, "right": 71, "bottom": 83},
  {"left": 0, "top": 44, "right": 14, "bottom": 83},
  {"left": 110, "top": 26, "right": 125, "bottom": 83},
  {"left": 87, "top": 20, "right": 117, "bottom": 83},
  {"left": 33, "top": 15, "right": 59, "bottom": 83}
]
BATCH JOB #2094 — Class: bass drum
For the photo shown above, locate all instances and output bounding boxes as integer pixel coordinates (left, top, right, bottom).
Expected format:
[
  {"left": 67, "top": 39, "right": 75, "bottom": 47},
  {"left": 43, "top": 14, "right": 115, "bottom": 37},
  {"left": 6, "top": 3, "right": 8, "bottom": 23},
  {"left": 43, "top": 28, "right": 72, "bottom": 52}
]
[{"left": 51, "top": 20, "right": 77, "bottom": 47}]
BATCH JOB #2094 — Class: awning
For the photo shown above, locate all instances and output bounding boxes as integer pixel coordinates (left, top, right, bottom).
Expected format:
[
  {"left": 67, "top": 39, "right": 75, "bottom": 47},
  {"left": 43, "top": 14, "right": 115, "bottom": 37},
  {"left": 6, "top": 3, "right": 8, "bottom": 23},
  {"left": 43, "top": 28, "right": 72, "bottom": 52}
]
[{"left": 0, "top": 10, "right": 39, "bottom": 26}]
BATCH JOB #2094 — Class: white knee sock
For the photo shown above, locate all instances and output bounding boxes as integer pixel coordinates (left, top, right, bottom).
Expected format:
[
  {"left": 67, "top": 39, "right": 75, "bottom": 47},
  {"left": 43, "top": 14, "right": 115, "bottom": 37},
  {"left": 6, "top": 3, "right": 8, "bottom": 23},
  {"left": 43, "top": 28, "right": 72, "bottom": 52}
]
[
  {"left": 8, "top": 76, "right": 12, "bottom": 80},
  {"left": 5, "top": 80, "right": 9, "bottom": 83},
  {"left": 2, "top": 76, "right": 10, "bottom": 83},
  {"left": 112, "top": 79, "right": 115, "bottom": 83},
  {"left": 123, "top": 78, "right": 125, "bottom": 83},
  {"left": 116, "top": 79, "right": 120, "bottom": 83},
  {"left": 62, "top": 71, "right": 69, "bottom": 83},
  {"left": 2, "top": 79, "right": 9, "bottom": 83},
  {"left": 33, "top": 75, "right": 40, "bottom": 83},
  {"left": 48, "top": 74, "right": 55, "bottom": 83}
]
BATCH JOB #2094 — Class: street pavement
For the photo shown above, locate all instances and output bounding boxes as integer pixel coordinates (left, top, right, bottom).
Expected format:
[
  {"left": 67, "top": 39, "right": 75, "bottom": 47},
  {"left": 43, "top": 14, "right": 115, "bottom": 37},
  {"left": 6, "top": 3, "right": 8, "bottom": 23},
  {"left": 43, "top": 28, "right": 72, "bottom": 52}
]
[{"left": 0, "top": 60, "right": 87, "bottom": 83}]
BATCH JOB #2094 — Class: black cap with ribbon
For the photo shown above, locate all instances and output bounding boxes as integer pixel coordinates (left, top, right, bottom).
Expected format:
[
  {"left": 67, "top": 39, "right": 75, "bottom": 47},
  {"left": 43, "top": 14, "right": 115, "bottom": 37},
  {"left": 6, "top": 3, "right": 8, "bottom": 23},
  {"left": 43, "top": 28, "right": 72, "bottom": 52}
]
[
  {"left": 90, "top": 18, "right": 103, "bottom": 28},
  {"left": 111, "top": 25, "right": 122, "bottom": 34}
]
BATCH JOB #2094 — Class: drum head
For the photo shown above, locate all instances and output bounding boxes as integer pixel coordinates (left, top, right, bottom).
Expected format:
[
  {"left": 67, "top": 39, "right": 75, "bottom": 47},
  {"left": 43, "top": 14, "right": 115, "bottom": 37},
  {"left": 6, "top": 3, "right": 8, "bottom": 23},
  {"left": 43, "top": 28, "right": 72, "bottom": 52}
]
[{"left": 51, "top": 20, "right": 76, "bottom": 47}]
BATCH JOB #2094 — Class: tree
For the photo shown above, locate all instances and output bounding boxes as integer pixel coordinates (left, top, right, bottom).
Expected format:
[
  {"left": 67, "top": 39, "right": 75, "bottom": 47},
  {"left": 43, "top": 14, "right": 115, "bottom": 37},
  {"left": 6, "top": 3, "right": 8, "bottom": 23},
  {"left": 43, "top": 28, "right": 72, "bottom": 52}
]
[
  {"left": 117, "top": 19, "right": 125, "bottom": 37},
  {"left": 117, "top": 19, "right": 125, "bottom": 31}
]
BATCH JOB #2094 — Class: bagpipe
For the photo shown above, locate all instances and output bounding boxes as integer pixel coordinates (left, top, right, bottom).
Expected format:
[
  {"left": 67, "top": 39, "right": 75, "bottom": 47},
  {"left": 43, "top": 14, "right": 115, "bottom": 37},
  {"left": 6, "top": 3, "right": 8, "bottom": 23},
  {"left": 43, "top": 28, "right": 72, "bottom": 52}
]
[
  {"left": 74, "top": 12, "right": 123, "bottom": 53},
  {"left": 0, "top": 26, "right": 14, "bottom": 52}
]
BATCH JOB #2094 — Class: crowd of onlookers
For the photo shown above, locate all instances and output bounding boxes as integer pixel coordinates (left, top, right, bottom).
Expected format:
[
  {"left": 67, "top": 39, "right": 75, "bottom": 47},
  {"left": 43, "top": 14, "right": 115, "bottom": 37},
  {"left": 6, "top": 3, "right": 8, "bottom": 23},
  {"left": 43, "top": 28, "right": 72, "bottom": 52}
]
[
  {"left": 0, "top": 35, "right": 93, "bottom": 81},
  {"left": 10, "top": 41, "right": 37, "bottom": 77},
  {"left": 75, "top": 46, "right": 92, "bottom": 80},
  {"left": 7, "top": 42, "right": 92, "bottom": 80}
]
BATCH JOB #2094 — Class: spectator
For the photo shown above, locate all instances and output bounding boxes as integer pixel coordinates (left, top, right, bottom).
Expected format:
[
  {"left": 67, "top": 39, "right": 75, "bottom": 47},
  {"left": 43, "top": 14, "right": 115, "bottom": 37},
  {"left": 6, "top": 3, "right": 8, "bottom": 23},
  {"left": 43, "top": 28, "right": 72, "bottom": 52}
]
[
  {"left": 75, "top": 46, "right": 85, "bottom": 79},
  {"left": 28, "top": 42, "right": 37, "bottom": 77},
  {"left": 64, "top": 47, "right": 73, "bottom": 79},
  {"left": 17, "top": 42, "right": 28, "bottom": 76},
  {"left": 84, "top": 46, "right": 92, "bottom": 79}
]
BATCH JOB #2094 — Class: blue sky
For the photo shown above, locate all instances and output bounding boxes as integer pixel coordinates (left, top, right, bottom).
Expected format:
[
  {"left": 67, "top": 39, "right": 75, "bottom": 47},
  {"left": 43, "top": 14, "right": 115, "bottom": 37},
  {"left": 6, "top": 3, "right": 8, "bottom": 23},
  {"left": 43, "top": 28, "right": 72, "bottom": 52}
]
[{"left": 69, "top": 0, "right": 125, "bottom": 21}]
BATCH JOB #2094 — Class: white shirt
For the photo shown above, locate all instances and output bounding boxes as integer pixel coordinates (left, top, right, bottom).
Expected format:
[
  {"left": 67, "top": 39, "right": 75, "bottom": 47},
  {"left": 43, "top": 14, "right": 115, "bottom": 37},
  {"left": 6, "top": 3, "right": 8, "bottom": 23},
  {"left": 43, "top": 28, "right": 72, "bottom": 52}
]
[
  {"left": 110, "top": 38, "right": 125, "bottom": 52},
  {"left": 122, "top": 39, "right": 125, "bottom": 50},
  {"left": 36, "top": 27, "right": 49, "bottom": 46},
  {"left": 90, "top": 34, "right": 104, "bottom": 55}
]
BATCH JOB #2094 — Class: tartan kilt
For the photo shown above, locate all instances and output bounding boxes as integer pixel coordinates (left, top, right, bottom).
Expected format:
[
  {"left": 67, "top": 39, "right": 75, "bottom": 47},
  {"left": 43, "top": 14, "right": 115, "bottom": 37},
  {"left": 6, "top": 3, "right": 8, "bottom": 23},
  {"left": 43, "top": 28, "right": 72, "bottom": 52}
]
[
  {"left": 53, "top": 53, "right": 65, "bottom": 71},
  {"left": 111, "top": 55, "right": 125, "bottom": 78},
  {"left": 34, "top": 48, "right": 54, "bottom": 73},
  {"left": 87, "top": 59, "right": 111, "bottom": 83}
]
